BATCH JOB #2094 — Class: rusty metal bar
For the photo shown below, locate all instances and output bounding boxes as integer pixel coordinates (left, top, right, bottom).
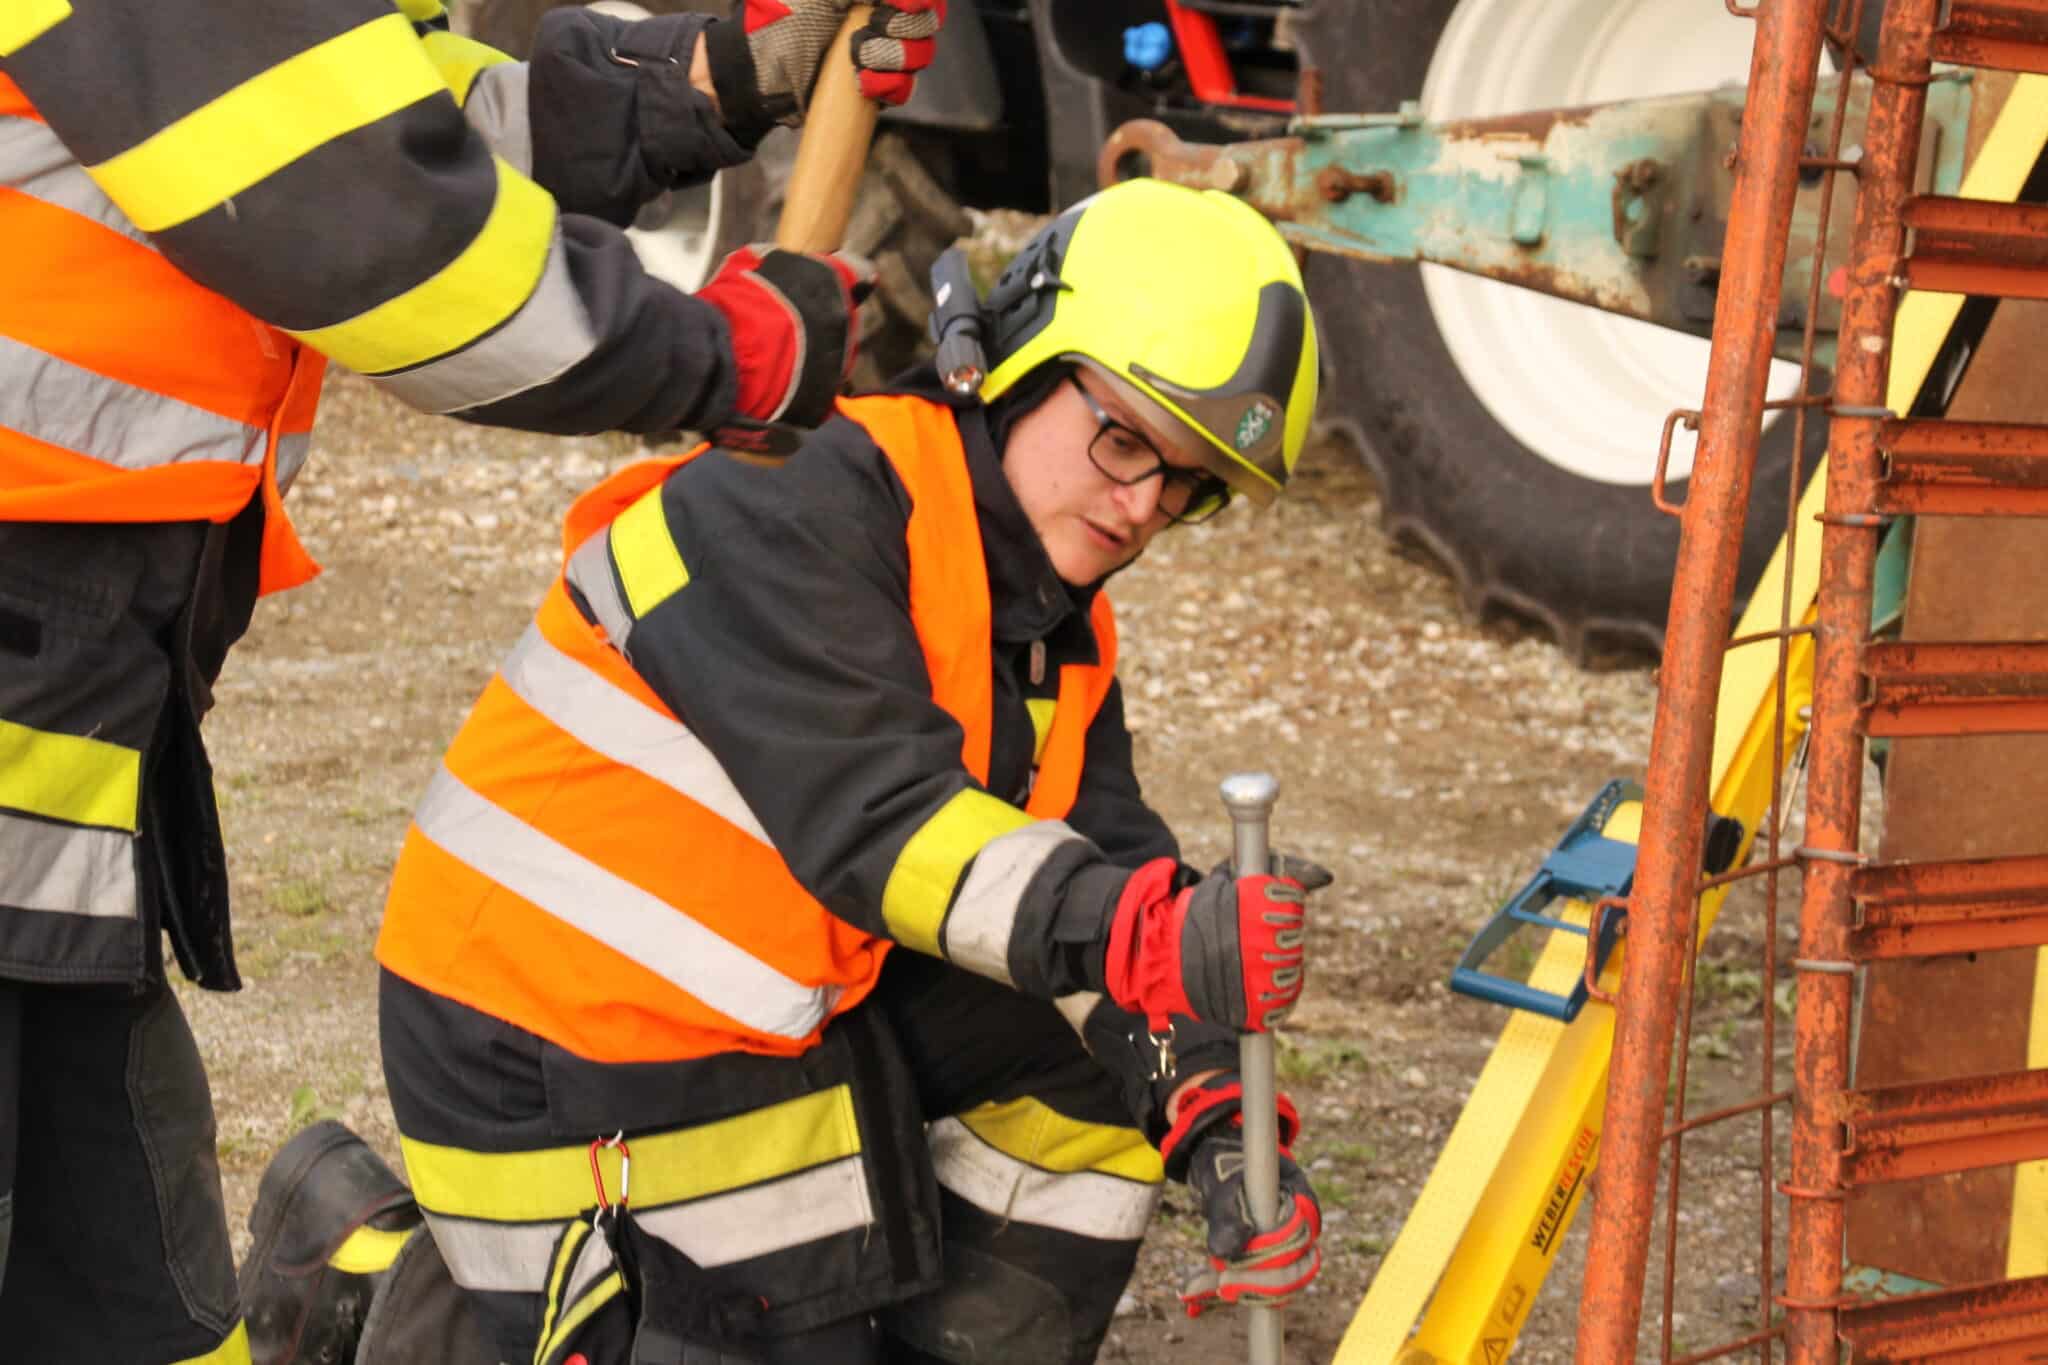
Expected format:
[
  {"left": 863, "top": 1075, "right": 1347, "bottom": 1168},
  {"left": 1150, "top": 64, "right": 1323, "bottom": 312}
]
[
  {"left": 1785, "top": 0, "right": 1941, "bottom": 1359},
  {"left": 1572, "top": 0, "right": 1832, "bottom": 1357},
  {"left": 1934, "top": 0, "right": 2048, "bottom": 74},
  {"left": 1671, "top": 1322, "right": 1789, "bottom": 1365},
  {"left": 1835, "top": 1067, "right": 2048, "bottom": 1184},
  {"left": 1877, "top": 416, "right": 2048, "bottom": 514},
  {"left": 1860, "top": 639, "right": 2048, "bottom": 736},
  {"left": 1849, "top": 852, "right": 2048, "bottom": 957},
  {"left": 1903, "top": 196, "right": 2048, "bottom": 298},
  {"left": 1837, "top": 1273, "right": 2048, "bottom": 1359}
]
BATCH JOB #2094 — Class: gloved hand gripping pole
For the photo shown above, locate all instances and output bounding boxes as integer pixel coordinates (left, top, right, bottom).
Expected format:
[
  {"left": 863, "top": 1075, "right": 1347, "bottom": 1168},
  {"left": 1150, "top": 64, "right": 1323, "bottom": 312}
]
[{"left": 1221, "top": 772, "right": 1284, "bottom": 1364}]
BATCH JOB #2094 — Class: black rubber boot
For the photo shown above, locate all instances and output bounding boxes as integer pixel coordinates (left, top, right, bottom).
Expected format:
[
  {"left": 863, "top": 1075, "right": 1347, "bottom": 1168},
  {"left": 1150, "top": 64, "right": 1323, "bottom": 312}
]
[{"left": 238, "top": 1120, "right": 421, "bottom": 1365}]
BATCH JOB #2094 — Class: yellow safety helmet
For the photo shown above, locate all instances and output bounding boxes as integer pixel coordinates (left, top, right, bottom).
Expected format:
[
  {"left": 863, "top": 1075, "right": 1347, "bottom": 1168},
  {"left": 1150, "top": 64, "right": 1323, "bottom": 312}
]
[{"left": 977, "top": 178, "right": 1318, "bottom": 507}]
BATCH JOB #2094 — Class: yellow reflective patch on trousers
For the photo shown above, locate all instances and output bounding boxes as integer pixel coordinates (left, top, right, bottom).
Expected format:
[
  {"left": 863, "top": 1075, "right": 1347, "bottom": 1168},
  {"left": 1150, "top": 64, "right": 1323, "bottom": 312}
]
[
  {"left": 393, "top": 0, "right": 449, "bottom": 22},
  {"left": 610, "top": 484, "right": 689, "bottom": 619},
  {"left": 88, "top": 14, "right": 442, "bottom": 232},
  {"left": 420, "top": 29, "right": 512, "bottom": 104},
  {"left": 882, "top": 789, "right": 1035, "bottom": 956},
  {"left": 287, "top": 157, "right": 555, "bottom": 376},
  {"left": 0, "top": 716, "right": 140, "bottom": 831},
  {"left": 0, "top": 0, "right": 70, "bottom": 55},
  {"left": 400, "top": 1085, "right": 862, "bottom": 1222},
  {"left": 171, "top": 1320, "right": 251, "bottom": 1365},
  {"left": 327, "top": 1222, "right": 412, "bottom": 1274},
  {"left": 961, "top": 1096, "right": 1163, "bottom": 1183}
]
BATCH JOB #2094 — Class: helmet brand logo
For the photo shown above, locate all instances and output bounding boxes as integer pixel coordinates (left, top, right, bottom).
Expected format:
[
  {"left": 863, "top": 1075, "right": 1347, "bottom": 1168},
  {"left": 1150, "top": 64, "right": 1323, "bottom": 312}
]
[{"left": 1234, "top": 399, "right": 1279, "bottom": 452}]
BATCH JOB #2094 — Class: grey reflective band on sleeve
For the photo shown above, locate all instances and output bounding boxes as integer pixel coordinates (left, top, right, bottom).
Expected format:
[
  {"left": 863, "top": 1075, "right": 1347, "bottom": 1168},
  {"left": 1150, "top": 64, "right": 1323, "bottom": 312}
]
[
  {"left": 460, "top": 62, "right": 533, "bottom": 176},
  {"left": 369, "top": 230, "right": 599, "bottom": 416},
  {"left": 939, "top": 820, "right": 1087, "bottom": 986}
]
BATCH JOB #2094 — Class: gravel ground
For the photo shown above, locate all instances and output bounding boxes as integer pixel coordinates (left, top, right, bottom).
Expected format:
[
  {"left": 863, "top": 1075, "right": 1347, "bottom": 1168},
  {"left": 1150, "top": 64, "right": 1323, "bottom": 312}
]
[{"left": 184, "top": 358, "right": 1815, "bottom": 1361}]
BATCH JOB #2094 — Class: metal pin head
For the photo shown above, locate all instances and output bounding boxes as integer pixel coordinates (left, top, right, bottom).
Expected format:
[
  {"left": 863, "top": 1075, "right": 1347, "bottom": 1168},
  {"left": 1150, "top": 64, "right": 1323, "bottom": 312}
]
[{"left": 1219, "top": 771, "right": 1281, "bottom": 819}]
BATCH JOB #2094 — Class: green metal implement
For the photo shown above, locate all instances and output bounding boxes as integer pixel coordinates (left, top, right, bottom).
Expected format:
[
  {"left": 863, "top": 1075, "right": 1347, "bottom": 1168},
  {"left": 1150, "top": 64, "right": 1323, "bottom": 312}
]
[{"left": 1099, "top": 73, "right": 1972, "bottom": 371}]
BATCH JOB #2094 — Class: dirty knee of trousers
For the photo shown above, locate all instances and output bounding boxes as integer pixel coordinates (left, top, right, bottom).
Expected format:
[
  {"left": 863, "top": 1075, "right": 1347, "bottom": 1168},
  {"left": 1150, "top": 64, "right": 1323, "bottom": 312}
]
[
  {"left": 879, "top": 1246, "right": 1075, "bottom": 1365},
  {"left": 239, "top": 1120, "right": 422, "bottom": 1365}
]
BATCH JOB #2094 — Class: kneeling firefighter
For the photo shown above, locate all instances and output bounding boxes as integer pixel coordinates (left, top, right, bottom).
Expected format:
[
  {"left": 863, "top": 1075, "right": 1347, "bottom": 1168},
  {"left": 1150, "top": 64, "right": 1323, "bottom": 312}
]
[{"left": 260, "top": 177, "right": 1334, "bottom": 1364}]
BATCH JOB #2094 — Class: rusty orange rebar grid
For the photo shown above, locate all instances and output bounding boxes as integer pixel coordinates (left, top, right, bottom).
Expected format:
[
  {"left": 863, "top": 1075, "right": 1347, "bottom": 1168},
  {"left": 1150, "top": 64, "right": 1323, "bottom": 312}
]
[{"left": 1572, "top": 0, "right": 1834, "bottom": 1356}]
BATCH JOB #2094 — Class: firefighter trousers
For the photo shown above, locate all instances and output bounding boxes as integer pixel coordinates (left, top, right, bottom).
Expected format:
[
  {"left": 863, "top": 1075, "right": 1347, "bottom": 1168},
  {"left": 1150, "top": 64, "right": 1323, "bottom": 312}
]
[{"left": 380, "top": 947, "right": 1181, "bottom": 1364}]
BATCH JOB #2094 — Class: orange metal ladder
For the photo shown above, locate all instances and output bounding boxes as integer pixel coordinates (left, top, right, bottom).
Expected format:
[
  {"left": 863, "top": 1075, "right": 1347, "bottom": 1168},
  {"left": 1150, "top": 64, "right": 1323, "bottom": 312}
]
[{"left": 1576, "top": 0, "right": 2048, "bottom": 1359}]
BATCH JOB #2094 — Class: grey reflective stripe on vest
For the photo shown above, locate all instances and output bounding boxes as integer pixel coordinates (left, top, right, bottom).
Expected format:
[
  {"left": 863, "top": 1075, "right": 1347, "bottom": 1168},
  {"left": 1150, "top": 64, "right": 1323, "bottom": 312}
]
[
  {"left": 927, "top": 1119, "right": 1161, "bottom": 1244},
  {"left": 369, "top": 229, "right": 597, "bottom": 416},
  {"left": 0, "top": 115, "right": 153, "bottom": 248},
  {"left": 275, "top": 431, "right": 311, "bottom": 493},
  {"left": 0, "top": 807, "right": 137, "bottom": 919},
  {"left": 412, "top": 764, "right": 830, "bottom": 1040},
  {"left": 940, "top": 820, "right": 1086, "bottom": 987},
  {"left": 0, "top": 333, "right": 266, "bottom": 469},
  {"left": 425, "top": 1154, "right": 875, "bottom": 1293},
  {"left": 565, "top": 533, "right": 635, "bottom": 653},
  {"left": 461, "top": 62, "right": 533, "bottom": 177},
  {"left": 499, "top": 622, "right": 769, "bottom": 841}
]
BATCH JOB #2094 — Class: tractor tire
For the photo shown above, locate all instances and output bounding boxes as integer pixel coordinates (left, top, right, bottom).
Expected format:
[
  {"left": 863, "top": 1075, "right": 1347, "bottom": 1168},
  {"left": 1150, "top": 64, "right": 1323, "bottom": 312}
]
[{"left": 1292, "top": 0, "right": 1827, "bottom": 660}]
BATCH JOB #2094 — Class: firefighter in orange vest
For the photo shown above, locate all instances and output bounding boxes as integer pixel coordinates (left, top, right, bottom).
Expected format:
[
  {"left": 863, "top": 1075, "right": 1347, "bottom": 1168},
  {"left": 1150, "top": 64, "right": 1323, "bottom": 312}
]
[
  {"left": 0, "top": 0, "right": 942, "bottom": 1360},
  {"left": 365, "top": 177, "right": 1329, "bottom": 1364}
]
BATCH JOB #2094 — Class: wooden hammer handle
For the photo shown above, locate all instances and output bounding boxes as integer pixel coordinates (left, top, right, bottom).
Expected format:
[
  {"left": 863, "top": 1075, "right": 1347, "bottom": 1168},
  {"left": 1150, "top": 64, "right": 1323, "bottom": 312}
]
[{"left": 774, "top": 6, "right": 880, "bottom": 252}]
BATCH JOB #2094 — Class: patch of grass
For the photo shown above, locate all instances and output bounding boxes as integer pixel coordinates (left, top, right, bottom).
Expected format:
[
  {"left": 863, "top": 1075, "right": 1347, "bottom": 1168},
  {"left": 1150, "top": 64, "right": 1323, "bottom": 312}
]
[
  {"left": 1347, "top": 1233, "right": 1387, "bottom": 1257},
  {"left": 273, "top": 876, "right": 331, "bottom": 918},
  {"left": 1321, "top": 1140, "right": 1379, "bottom": 1165},
  {"left": 1696, "top": 960, "right": 1763, "bottom": 1010},
  {"left": 1277, "top": 1035, "right": 1369, "bottom": 1085},
  {"left": 288, "top": 1084, "right": 343, "bottom": 1133}
]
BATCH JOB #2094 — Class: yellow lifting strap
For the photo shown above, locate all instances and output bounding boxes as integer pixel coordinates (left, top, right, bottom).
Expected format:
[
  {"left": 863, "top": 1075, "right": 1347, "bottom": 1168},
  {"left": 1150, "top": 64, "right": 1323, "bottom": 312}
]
[{"left": 1334, "top": 73, "right": 2048, "bottom": 1365}]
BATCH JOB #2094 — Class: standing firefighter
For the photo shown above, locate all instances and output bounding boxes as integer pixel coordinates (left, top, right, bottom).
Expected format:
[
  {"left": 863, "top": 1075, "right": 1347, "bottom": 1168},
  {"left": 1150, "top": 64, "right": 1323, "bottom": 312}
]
[
  {"left": 367, "top": 177, "right": 1331, "bottom": 1364},
  {"left": 0, "top": 0, "right": 942, "bottom": 1359}
]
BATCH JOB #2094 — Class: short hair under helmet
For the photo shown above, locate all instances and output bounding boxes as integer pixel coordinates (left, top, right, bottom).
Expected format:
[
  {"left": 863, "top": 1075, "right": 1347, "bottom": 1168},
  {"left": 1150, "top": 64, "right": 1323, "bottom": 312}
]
[{"left": 976, "top": 178, "right": 1318, "bottom": 507}]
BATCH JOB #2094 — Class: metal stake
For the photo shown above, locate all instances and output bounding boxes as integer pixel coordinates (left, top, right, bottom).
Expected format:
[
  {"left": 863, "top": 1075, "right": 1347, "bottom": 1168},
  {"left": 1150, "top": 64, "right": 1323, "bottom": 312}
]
[{"left": 1222, "top": 771, "right": 1284, "bottom": 1364}]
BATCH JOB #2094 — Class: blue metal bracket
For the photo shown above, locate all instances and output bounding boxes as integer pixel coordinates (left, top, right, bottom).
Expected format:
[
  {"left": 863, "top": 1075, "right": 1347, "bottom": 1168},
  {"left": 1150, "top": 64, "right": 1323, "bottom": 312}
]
[{"left": 1449, "top": 780, "right": 1641, "bottom": 1022}]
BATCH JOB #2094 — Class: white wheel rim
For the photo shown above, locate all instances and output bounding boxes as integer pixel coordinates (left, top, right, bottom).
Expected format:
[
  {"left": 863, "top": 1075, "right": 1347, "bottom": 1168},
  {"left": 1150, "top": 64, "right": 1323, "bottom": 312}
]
[
  {"left": 588, "top": 1, "right": 733, "bottom": 292},
  {"left": 1419, "top": 0, "right": 1804, "bottom": 485}
]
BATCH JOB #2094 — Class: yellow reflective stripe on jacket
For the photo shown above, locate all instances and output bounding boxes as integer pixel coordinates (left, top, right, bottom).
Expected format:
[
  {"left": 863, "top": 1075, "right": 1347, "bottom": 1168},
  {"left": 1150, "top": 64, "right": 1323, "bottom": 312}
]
[
  {"left": 87, "top": 14, "right": 441, "bottom": 233},
  {"left": 610, "top": 484, "right": 689, "bottom": 618},
  {"left": 881, "top": 788, "right": 1037, "bottom": 956},
  {"left": 401, "top": 1085, "right": 862, "bottom": 1221},
  {"left": 961, "top": 1096, "right": 1165, "bottom": 1183},
  {"left": 1026, "top": 697, "right": 1055, "bottom": 764},
  {"left": 170, "top": 1320, "right": 252, "bottom": 1365},
  {"left": 286, "top": 157, "right": 555, "bottom": 376},
  {"left": 327, "top": 1222, "right": 412, "bottom": 1275},
  {"left": 0, "top": 717, "right": 140, "bottom": 831},
  {"left": 0, "top": 0, "right": 69, "bottom": 56},
  {"left": 419, "top": 29, "right": 512, "bottom": 105}
]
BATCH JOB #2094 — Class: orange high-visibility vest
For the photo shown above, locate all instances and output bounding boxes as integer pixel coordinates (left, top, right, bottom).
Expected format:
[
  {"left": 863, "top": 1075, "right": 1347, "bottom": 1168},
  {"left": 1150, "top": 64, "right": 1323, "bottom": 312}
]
[
  {"left": 377, "top": 394, "right": 1119, "bottom": 1064},
  {"left": 0, "top": 74, "right": 324, "bottom": 594}
]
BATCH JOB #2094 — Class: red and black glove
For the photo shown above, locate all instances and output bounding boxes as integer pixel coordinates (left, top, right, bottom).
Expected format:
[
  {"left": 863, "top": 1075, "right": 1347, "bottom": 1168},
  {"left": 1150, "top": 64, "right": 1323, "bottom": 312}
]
[
  {"left": 706, "top": 0, "right": 945, "bottom": 132},
  {"left": 696, "top": 244, "right": 873, "bottom": 428},
  {"left": 1158, "top": 1072, "right": 1323, "bottom": 1314},
  {"left": 1100, "top": 857, "right": 1307, "bottom": 1033}
]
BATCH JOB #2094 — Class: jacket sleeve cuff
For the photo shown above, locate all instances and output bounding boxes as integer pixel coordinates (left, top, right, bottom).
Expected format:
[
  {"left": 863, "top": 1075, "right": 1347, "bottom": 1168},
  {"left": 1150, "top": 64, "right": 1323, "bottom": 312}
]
[
  {"left": 1005, "top": 853, "right": 1127, "bottom": 1000},
  {"left": 701, "top": 18, "right": 779, "bottom": 150}
]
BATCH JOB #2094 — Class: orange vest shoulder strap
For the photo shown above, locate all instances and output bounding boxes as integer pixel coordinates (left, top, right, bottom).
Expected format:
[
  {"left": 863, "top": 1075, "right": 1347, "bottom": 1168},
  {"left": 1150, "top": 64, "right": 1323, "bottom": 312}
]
[
  {"left": 1025, "top": 592, "right": 1118, "bottom": 818},
  {"left": 836, "top": 395, "right": 996, "bottom": 785}
]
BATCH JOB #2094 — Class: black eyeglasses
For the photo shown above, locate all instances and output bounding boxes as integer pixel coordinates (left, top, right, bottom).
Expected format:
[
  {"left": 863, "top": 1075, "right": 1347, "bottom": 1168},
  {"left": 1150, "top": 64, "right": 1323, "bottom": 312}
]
[{"left": 1068, "top": 376, "right": 1231, "bottom": 526}]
